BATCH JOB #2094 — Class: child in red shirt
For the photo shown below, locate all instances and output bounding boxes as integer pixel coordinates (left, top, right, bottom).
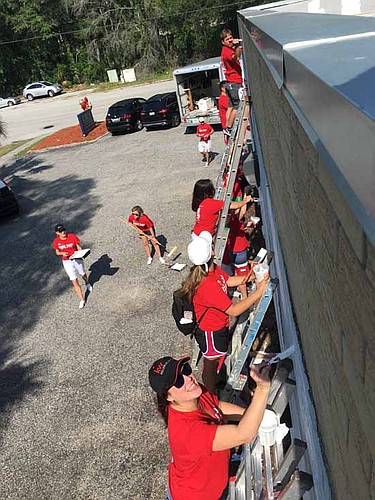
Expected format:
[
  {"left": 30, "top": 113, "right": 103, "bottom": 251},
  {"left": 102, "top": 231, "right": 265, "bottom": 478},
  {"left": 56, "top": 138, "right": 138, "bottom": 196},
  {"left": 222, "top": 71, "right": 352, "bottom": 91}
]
[
  {"left": 128, "top": 205, "right": 165, "bottom": 265},
  {"left": 196, "top": 117, "right": 214, "bottom": 167}
]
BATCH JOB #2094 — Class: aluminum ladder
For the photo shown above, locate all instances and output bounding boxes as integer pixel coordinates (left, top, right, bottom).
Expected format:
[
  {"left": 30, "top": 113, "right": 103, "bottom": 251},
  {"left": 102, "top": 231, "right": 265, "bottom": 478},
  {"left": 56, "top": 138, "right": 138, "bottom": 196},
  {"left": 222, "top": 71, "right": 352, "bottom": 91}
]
[{"left": 213, "top": 97, "right": 250, "bottom": 266}]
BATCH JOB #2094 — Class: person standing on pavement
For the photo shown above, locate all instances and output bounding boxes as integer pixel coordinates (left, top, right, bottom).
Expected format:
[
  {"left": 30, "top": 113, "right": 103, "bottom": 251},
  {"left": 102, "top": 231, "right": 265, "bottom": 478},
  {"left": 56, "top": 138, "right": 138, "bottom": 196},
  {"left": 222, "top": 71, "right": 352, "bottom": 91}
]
[
  {"left": 196, "top": 117, "right": 214, "bottom": 167},
  {"left": 52, "top": 224, "right": 92, "bottom": 309},
  {"left": 220, "top": 29, "right": 243, "bottom": 135},
  {"left": 128, "top": 206, "right": 165, "bottom": 265}
]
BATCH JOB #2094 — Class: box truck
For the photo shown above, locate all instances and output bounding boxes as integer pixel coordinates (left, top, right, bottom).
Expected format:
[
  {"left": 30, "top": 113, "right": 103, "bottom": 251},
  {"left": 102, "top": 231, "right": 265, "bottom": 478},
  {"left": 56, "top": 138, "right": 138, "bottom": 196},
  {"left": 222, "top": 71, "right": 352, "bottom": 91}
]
[{"left": 173, "top": 57, "right": 225, "bottom": 128}]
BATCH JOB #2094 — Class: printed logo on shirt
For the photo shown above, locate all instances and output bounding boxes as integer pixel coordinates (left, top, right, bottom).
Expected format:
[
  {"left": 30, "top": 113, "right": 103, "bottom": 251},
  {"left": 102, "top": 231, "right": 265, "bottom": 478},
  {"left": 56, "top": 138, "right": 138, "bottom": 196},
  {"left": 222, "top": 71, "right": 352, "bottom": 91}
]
[
  {"left": 57, "top": 242, "right": 74, "bottom": 250},
  {"left": 217, "top": 274, "right": 227, "bottom": 294},
  {"left": 196, "top": 206, "right": 201, "bottom": 222}
]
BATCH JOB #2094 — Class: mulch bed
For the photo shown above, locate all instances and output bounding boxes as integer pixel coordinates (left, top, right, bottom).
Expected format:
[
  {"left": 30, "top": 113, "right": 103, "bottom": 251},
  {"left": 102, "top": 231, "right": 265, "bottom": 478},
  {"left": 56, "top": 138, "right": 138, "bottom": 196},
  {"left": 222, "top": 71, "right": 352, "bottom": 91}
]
[{"left": 31, "top": 121, "right": 108, "bottom": 152}]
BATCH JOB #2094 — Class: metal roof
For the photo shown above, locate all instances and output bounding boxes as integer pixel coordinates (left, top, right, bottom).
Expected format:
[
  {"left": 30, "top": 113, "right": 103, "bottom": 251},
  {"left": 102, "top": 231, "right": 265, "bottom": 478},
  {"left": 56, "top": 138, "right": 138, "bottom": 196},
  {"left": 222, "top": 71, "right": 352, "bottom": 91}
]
[
  {"left": 239, "top": 10, "right": 375, "bottom": 243},
  {"left": 173, "top": 57, "right": 221, "bottom": 76}
]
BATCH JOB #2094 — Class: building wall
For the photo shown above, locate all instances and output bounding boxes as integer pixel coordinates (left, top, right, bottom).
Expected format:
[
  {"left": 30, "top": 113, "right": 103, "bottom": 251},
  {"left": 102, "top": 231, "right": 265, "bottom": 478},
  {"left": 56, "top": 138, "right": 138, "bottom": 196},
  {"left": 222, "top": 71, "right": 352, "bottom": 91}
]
[{"left": 244, "top": 42, "right": 375, "bottom": 498}]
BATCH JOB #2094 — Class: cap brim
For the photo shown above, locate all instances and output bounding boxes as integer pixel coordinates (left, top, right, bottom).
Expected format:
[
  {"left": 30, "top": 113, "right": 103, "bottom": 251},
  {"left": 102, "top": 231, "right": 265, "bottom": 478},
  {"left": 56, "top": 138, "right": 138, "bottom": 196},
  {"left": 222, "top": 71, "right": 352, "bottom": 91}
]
[{"left": 171, "top": 356, "right": 191, "bottom": 386}]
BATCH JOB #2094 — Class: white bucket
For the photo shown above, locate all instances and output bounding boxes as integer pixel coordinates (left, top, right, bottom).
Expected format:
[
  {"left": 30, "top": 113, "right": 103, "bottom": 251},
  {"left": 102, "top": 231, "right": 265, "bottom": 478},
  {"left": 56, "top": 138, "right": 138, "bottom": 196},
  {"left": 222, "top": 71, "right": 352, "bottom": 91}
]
[
  {"left": 258, "top": 409, "right": 278, "bottom": 446},
  {"left": 254, "top": 262, "right": 269, "bottom": 282}
]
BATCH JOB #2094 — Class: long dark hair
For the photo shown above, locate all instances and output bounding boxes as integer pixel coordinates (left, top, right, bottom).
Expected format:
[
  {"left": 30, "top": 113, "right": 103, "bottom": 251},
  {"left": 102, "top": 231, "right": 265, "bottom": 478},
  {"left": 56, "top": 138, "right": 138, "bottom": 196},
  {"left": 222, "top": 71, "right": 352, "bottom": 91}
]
[
  {"left": 157, "top": 393, "right": 170, "bottom": 426},
  {"left": 131, "top": 205, "right": 144, "bottom": 216},
  {"left": 191, "top": 179, "right": 215, "bottom": 212}
]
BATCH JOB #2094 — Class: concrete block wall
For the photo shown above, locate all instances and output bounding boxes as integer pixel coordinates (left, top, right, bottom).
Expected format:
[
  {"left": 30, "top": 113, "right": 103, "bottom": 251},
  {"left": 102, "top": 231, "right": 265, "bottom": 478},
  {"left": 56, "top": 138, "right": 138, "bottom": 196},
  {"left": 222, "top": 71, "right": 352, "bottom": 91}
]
[{"left": 245, "top": 43, "right": 375, "bottom": 498}]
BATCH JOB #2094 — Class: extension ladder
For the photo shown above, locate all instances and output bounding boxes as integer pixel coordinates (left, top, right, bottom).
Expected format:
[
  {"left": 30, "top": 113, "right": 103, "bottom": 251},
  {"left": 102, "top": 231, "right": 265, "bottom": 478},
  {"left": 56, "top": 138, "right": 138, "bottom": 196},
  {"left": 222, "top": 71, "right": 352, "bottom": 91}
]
[
  {"left": 230, "top": 360, "right": 314, "bottom": 499},
  {"left": 213, "top": 97, "right": 250, "bottom": 266}
]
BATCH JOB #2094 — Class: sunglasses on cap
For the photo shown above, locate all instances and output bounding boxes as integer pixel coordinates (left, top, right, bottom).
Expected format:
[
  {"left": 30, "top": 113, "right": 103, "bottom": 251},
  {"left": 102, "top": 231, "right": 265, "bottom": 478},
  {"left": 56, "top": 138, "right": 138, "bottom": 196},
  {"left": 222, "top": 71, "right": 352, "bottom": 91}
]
[{"left": 172, "top": 363, "right": 192, "bottom": 389}]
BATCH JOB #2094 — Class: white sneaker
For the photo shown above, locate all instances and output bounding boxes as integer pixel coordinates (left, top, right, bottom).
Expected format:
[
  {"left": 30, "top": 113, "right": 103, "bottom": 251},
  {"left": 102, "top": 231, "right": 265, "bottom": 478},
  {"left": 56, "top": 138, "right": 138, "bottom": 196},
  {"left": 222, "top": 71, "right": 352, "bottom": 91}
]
[
  {"left": 79, "top": 300, "right": 85, "bottom": 309},
  {"left": 86, "top": 283, "right": 93, "bottom": 292},
  {"left": 147, "top": 257, "right": 153, "bottom": 265},
  {"left": 159, "top": 257, "right": 166, "bottom": 264}
]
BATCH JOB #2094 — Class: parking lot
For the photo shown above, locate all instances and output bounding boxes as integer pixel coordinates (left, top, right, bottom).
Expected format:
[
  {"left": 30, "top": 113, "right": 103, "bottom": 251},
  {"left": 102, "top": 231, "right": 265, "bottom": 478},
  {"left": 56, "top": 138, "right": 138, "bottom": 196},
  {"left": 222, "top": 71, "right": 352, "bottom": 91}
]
[
  {"left": 0, "top": 123, "right": 224, "bottom": 498},
  {"left": 0, "top": 80, "right": 176, "bottom": 146}
]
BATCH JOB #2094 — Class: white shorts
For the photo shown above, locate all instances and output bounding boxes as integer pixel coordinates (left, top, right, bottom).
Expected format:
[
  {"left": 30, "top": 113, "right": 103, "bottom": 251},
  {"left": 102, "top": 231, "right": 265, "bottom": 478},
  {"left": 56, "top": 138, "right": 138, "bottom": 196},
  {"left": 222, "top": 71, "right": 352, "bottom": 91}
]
[
  {"left": 62, "top": 258, "right": 86, "bottom": 281},
  {"left": 198, "top": 140, "right": 211, "bottom": 153}
]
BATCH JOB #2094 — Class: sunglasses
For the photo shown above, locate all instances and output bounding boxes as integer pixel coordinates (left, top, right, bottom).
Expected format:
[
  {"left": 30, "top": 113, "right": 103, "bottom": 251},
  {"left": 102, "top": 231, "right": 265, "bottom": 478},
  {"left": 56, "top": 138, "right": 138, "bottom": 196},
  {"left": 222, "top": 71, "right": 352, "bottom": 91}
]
[
  {"left": 132, "top": 213, "right": 140, "bottom": 216},
  {"left": 57, "top": 228, "right": 66, "bottom": 233},
  {"left": 173, "top": 363, "right": 192, "bottom": 389}
]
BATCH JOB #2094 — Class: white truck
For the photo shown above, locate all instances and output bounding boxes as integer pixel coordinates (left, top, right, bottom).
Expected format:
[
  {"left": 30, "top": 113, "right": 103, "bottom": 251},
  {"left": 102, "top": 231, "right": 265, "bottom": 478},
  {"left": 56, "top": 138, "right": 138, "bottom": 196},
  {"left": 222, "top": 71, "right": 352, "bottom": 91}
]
[{"left": 173, "top": 57, "right": 225, "bottom": 128}]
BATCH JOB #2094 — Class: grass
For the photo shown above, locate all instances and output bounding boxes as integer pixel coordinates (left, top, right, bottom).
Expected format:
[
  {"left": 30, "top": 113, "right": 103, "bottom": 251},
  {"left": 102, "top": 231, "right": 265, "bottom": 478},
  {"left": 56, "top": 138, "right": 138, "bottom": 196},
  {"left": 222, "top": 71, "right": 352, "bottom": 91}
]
[
  {"left": 63, "top": 70, "right": 173, "bottom": 95},
  {"left": 0, "top": 140, "right": 30, "bottom": 158},
  {"left": 14, "top": 137, "right": 47, "bottom": 158}
]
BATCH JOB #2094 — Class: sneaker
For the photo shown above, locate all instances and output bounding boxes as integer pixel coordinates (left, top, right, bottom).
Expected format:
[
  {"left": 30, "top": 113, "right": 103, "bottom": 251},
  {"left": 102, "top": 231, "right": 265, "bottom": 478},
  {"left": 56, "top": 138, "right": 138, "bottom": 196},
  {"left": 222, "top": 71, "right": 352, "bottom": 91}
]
[
  {"left": 159, "top": 257, "right": 166, "bottom": 264},
  {"left": 223, "top": 127, "right": 232, "bottom": 137},
  {"left": 147, "top": 257, "right": 153, "bottom": 265},
  {"left": 79, "top": 300, "right": 85, "bottom": 309},
  {"left": 205, "top": 162, "right": 210, "bottom": 167},
  {"left": 86, "top": 283, "right": 93, "bottom": 292}
]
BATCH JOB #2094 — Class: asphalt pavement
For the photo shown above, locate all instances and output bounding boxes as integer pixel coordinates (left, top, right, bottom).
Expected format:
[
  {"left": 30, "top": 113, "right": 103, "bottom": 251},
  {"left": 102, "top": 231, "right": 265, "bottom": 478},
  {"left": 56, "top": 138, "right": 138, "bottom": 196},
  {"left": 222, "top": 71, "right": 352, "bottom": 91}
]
[
  {"left": 0, "top": 124, "right": 225, "bottom": 498},
  {"left": 0, "top": 79, "right": 176, "bottom": 146}
]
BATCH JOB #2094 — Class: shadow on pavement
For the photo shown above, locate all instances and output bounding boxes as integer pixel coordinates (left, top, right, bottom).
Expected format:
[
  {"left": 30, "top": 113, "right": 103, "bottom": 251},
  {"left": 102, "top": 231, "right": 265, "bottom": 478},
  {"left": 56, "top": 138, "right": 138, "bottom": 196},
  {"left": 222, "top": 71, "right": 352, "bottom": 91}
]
[
  {"left": 88, "top": 253, "right": 119, "bottom": 286},
  {"left": 0, "top": 152, "right": 101, "bottom": 443}
]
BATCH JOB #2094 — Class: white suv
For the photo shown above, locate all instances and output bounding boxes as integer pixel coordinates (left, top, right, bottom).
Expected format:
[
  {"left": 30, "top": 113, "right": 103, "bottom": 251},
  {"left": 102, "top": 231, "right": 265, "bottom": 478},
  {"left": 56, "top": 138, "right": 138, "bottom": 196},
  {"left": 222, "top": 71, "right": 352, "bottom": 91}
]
[{"left": 23, "top": 81, "right": 63, "bottom": 101}]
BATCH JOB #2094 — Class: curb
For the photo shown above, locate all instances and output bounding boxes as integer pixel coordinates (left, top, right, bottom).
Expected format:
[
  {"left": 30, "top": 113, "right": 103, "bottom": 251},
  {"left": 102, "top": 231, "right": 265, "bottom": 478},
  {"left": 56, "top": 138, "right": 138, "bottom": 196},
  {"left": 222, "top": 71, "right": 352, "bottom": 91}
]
[{"left": 28, "top": 130, "right": 110, "bottom": 154}]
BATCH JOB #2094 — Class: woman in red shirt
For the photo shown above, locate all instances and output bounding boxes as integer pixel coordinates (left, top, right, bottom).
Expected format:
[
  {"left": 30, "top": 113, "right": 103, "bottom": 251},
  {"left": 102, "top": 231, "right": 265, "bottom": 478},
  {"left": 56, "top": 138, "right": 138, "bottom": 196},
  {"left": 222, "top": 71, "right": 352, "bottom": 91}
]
[
  {"left": 180, "top": 231, "right": 269, "bottom": 393},
  {"left": 191, "top": 179, "right": 252, "bottom": 238},
  {"left": 128, "top": 205, "right": 165, "bottom": 265},
  {"left": 148, "top": 355, "right": 271, "bottom": 500}
]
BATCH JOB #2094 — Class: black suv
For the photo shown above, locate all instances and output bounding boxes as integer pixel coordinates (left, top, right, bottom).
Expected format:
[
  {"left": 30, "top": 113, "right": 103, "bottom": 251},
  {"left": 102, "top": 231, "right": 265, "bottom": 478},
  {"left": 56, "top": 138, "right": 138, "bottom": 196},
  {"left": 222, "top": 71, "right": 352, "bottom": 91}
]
[
  {"left": 140, "top": 92, "right": 180, "bottom": 130},
  {"left": 0, "top": 179, "right": 19, "bottom": 217},
  {"left": 105, "top": 97, "right": 146, "bottom": 135}
]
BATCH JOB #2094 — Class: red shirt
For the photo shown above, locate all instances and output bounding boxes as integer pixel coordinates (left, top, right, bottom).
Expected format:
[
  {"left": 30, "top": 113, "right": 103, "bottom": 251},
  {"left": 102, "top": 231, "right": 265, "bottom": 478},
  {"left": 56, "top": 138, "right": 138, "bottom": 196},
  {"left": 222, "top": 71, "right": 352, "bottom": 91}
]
[
  {"left": 218, "top": 94, "right": 228, "bottom": 129},
  {"left": 227, "top": 214, "right": 249, "bottom": 254},
  {"left": 193, "top": 198, "right": 224, "bottom": 237},
  {"left": 168, "top": 387, "right": 230, "bottom": 500},
  {"left": 193, "top": 266, "right": 232, "bottom": 331},
  {"left": 221, "top": 45, "right": 242, "bottom": 84},
  {"left": 197, "top": 123, "right": 214, "bottom": 142},
  {"left": 52, "top": 233, "right": 80, "bottom": 261},
  {"left": 128, "top": 214, "right": 154, "bottom": 232}
]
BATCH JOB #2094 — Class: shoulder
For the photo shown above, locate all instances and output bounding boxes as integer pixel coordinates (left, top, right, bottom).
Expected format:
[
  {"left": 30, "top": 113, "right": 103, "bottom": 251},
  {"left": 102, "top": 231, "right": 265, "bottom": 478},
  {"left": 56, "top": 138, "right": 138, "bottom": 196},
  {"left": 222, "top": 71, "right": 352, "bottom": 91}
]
[
  {"left": 52, "top": 237, "right": 59, "bottom": 248},
  {"left": 221, "top": 45, "right": 233, "bottom": 59}
]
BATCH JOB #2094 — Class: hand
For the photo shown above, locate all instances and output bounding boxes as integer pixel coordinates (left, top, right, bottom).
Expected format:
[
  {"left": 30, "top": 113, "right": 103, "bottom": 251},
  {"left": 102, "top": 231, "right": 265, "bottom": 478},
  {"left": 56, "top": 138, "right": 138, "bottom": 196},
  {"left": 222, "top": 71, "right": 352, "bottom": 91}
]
[
  {"left": 244, "top": 195, "right": 253, "bottom": 204},
  {"left": 256, "top": 273, "right": 270, "bottom": 293},
  {"left": 62, "top": 252, "right": 70, "bottom": 257},
  {"left": 250, "top": 361, "right": 271, "bottom": 392}
]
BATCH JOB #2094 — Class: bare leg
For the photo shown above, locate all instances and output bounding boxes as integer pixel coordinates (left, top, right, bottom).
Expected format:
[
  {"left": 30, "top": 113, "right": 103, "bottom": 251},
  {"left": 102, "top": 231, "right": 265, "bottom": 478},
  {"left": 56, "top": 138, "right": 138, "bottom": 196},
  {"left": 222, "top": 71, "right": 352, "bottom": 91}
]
[
  {"left": 141, "top": 235, "right": 151, "bottom": 258},
  {"left": 225, "top": 107, "right": 233, "bottom": 128},
  {"left": 227, "top": 108, "right": 238, "bottom": 129},
  {"left": 150, "top": 237, "right": 162, "bottom": 258},
  {"left": 72, "top": 279, "right": 84, "bottom": 301},
  {"left": 202, "top": 357, "right": 221, "bottom": 394}
]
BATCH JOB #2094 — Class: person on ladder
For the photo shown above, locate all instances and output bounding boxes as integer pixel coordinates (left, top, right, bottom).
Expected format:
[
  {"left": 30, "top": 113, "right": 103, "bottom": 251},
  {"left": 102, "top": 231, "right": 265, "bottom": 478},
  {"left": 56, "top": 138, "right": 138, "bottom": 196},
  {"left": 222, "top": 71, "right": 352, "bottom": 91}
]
[
  {"left": 148, "top": 355, "right": 271, "bottom": 500},
  {"left": 179, "top": 231, "right": 269, "bottom": 394}
]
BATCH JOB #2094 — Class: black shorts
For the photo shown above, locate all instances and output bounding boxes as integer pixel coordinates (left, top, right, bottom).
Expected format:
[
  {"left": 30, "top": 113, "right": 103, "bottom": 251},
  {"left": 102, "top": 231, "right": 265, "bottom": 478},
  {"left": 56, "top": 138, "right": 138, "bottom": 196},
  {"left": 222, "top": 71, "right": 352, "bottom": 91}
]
[
  {"left": 226, "top": 82, "right": 242, "bottom": 110},
  {"left": 195, "top": 326, "right": 229, "bottom": 358}
]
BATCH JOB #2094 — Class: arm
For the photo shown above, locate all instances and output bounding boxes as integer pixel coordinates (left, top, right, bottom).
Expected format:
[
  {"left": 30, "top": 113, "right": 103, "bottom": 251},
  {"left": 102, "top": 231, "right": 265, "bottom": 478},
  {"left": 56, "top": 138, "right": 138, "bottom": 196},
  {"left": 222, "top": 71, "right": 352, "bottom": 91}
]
[
  {"left": 55, "top": 249, "right": 69, "bottom": 257},
  {"left": 213, "top": 363, "right": 271, "bottom": 451},
  {"left": 229, "top": 194, "right": 253, "bottom": 210},
  {"left": 227, "top": 274, "right": 249, "bottom": 287},
  {"left": 232, "top": 41, "right": 242, "bottom": 61},
  {"left": 225, "top": 275, "right": 269, "bottom": 317},
  {"left": 219, "top": 401, "right": 245, "bottom": 422}
]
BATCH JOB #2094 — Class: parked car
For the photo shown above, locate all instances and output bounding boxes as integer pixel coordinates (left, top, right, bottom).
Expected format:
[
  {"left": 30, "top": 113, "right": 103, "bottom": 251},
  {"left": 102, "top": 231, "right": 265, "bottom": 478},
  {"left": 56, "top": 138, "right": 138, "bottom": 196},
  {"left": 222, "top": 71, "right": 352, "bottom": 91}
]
[
  {"left": 0, "top": 179, "right": 19, "bottom": 217},
  {"left": 140, "top": 92, "right": 180, "bottom": 130},
  {"left": 0, "top": 96, "right": 21, "bottom": 108},
  {"left": 105, "top": 97, "right": 146, "bottom": 135},
  {"left": 22, "top": 81, "right": 63, "bottom": 101}
]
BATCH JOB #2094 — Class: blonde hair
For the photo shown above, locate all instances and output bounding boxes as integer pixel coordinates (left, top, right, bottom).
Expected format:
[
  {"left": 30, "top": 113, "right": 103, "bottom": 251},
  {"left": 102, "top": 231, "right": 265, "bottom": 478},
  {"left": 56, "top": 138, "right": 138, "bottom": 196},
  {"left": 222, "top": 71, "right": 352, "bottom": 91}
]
[{"left": 177, "top": 264, "right": 208, "bottom": 302}]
